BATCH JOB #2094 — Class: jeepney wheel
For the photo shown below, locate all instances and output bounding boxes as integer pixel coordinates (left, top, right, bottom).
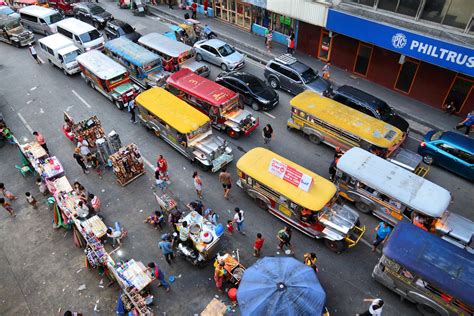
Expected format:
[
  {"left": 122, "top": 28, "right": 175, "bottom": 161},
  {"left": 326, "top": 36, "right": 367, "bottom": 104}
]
[
  {"left": 355, "top": 201, "right": 372, "bottom": 214},
  {"left": 324, "top": 239, "right": 347, "bottom": 254},
  {"left": 227, "top": 128, "right": 240, "bottom": 139},
  {"left": 416, "top": 304, "right": 441, "bottom": 316},
  {"left": 422, "top": 154, "right": 434, "bottom": 165},
  {"left": 114, "top": 100, "right": 124, "bottom": 110},
  {"left": 308, "top": 134, "right": 321, "bottom": 144},
  {"left": 256, "top": 198, "right": 268, "bottom": 210},
  {"left": 196, "top": 53, "right": 203, "bottom": 61}
]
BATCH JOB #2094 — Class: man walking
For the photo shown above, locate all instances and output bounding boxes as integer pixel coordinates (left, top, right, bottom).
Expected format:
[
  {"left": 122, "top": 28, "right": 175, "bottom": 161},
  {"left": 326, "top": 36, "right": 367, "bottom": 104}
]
[
  {"left": 191, "top": 0, "right": 197, "bottom": 19},
  {"left": 218, "top": 168, "right": 232, "bottom": 199},
  {"left": 455, "top": 110, "right": 474, "bottom": 135},
  {"left": 147, "top": 262, "right": 170, "bottom": 292},
  {"left": 33, "top": 131, "right": 49, "bottom": 154},
  {"left": 168, "top": 0, "right": 173, "bottom": 9},
  {"left": 277, "top": 226, "right": 294, "bottom": 254},
  {"left": 128, "top": 99, "right": 137, "bottom": 124},
  {"left": 77, "top": 137, "right": 91, "bottom": 157},
  {"left": 372, "top": 221, "right": 391, "bottom": 252},
  {"left": 28, "top": 44, "right": 41, "bottom": 64},
  {"left": 159, "top": 235, "right": 174, "bottom": 265},
  {"left": 262, "top": 124, "right": 273, "bottom": 145}
]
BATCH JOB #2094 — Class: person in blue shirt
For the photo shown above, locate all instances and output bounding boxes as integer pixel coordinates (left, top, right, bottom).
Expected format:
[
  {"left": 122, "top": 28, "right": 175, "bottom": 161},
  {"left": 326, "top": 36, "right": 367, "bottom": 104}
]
[
  {"left": 372, "top": 221, "right": 391, "bottom": 252},
  {"left": 159, "top": 234, "right": 175, "bottom": 265},
  {"left": 203, "top": 24, "right": 216, "bottom": 40},
  {"left": 455, "top": 111, "right": 474, "bottom": 135}
]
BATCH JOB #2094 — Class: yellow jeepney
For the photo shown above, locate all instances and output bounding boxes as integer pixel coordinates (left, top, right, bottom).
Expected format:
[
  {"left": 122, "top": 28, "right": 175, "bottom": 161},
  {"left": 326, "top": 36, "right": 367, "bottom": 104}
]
[{"left": 236, "top": 147, "right": 365, "bottom": 253}]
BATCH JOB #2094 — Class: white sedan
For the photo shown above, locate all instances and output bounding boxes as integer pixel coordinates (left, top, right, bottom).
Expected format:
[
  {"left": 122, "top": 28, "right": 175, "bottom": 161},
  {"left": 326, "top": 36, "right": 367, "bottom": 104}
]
[{"left": 194, "top": 38, "right": 245, "bottom": 72}]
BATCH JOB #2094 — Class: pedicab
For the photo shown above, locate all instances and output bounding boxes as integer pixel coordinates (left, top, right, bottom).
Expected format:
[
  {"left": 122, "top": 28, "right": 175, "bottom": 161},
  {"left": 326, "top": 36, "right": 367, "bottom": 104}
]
[
  {"left": 214, "top": 249, "right": 246, "bottom": 287},
  {"left": 131, "top": 0, "right": 147, "bottom": 16},
  {"left": 164, "top": 22, "right": 200, "bottom": 46}
]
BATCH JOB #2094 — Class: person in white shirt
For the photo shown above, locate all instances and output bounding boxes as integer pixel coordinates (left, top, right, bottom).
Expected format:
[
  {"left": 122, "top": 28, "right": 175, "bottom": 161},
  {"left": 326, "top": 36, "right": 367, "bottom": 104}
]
[
  {"left": 357, "top": 298, "right": 384, "bottom": 316},
  {"left": 77, "top": 137, "right": 91, "bottom": 157},
  {"left": 107, "top": 228, "right": 122, "bottom": 247},
  {"left": 28, "top": 45, "right": 41, "bottom": 64},
  {"left": 75, "top": 201, "right": 89, "bottom": 219},
  {"left": 233, "top": 207, "right": 245, "bottom": 235}
]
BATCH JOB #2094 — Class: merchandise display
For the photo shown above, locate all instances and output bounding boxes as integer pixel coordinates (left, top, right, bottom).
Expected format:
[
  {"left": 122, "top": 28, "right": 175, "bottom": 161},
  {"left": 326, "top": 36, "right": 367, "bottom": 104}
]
[
  {"left": 64, "top": 112, "right": 105, "bottom": 148},
  {"left": 178, "top": 211, "right": 220, "bottom": 253},
  {"left": 38, "top": 156, "right": 64, "bottom": 180},
  {"left": 109, "top": 143, "right": 145, "bottom": 186}
]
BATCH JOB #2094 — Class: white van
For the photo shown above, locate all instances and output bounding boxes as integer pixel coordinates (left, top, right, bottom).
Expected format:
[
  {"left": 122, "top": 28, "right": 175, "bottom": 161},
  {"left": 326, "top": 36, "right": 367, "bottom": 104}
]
[
  {"left": 39, "top": 33, "right": 81, "bottom": 75},
  {"left": 56, "top": 18, "right": 104, "bottom": 53},
  {"left": 19, "top": 5, "right": 63, "bottom": 35}
]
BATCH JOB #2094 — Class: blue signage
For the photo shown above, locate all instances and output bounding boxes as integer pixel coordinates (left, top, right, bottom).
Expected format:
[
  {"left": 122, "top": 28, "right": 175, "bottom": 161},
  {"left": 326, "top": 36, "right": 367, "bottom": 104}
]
[{"left": 326, "top": 10, "right": 474, "bottom": 77}]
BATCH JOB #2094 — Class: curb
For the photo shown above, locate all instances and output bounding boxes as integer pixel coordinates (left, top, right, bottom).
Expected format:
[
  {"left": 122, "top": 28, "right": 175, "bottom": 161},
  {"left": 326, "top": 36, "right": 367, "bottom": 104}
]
[{"left": 148, "top": 6, "right": 434, "bottom": 136}]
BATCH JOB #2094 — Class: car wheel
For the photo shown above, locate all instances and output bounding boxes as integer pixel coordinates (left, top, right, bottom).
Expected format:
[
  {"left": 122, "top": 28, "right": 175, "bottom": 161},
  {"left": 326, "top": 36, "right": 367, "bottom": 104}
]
[
  {"left": 308, "top": 134, "right": 321, "bottom": 144},
  {"left": 251, "top": 101, "right": 261, "bottom": 111},
  {"left": 220, "top": 63, "right": 228, "bottom": 71},
  {"left": 416, "top": 304, "right": 441, "bottom": 316},
  {"left": 324, "top": 239, "right": 347, "bottom": 254},
  {"left": 355, "top": 201, "right": 372, "bottom": 214},
  {"left": 269, "top": 77, "right": 279, "bottom": 89},
  {"left": 195, "top": 53, "right": 203, "bottom": 61},
  {"left": 422, "top": 154, "right": 434, "bottom": 165}
]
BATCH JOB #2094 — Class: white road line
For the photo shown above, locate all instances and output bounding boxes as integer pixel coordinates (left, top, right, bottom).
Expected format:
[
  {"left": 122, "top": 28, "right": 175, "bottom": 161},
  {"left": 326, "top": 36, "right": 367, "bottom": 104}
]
[
  {"left": 72, "top": 90, "right": 92, "bottom": 109},
  {"left": 17, "top": 113, "right": 34, "bottom": 134},
  {"left": 263, "top": 112, "right": 276, "bottom": 119},
  {"left": 142, "top": 156, "right": 155, "bottom": 172}
]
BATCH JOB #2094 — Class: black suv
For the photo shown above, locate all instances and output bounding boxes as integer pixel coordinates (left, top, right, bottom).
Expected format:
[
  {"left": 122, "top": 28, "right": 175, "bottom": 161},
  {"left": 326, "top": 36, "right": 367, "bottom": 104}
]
[
  {"left": 264, "top": 54, "right": 332, "bottom": 96},
  {"left": 331, "top": 85, "right": 409, "bottom": 133},
  {"left": 104, "top": 19, "right": 141, "bottom": 42},
  {"left": 73, "top": 3, "right": 113, "bottom": 29}
]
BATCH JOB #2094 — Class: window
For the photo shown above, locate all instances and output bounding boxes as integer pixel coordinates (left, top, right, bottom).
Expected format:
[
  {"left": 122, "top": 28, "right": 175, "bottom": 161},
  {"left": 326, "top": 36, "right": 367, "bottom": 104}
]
[
  {"left": 436, "top": 142, "right": 458, "bottom": 156},
  {"left": 353, "top": 43, "right": 373, "bottom": 76},
  {"left": 47, "top": 47, "right": 53, "bottom": 55},
  {"left": 279, "top": 67, "right": 299, "bottom": 81},
  {"left": 443, "top": 75, "right": 473, "bottom": 113},
  {"left": 394, "top": 58, "right": 419, "bottom": 93},
  {"left": 208, "top": 46, "right": 219, "bottom": 55},
  {"left": 269, "top": 62, "right": 281, "bottom": 72},
  {"left": 57, "top": 27, "right": 73, "bottom": 39},
  {"left": 333, "top": 95, "right": 348, "bottom": 105},
  {"left": 346, "top": 0, "right": 376, "bottom": 6},
  {"left": 20, "top": 13, "right": 37, "bottom": 23},
  {"left": 318, "top": 30, "right": 332, "bottom": 61},
  {"left": 378, "top": 0, "right": 421, "bottom": 17},
  {"left": 421, "top": 0, "right": 474, "bottom": 30}
]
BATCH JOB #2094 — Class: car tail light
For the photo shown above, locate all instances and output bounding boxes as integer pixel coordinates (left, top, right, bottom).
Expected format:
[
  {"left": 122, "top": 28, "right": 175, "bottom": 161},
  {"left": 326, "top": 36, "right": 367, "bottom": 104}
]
[{"left": 420, "top": 142, "right": 426, "bottom": 147}]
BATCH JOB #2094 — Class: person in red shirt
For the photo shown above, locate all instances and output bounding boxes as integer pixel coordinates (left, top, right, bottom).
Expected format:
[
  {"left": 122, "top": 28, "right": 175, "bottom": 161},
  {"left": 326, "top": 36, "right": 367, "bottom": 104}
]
[
  {"left": 253, "top": 233, "right": 265, "bottom": 257},
  {"left": 203, "top": 0, "right": 208, "bottom": 17},
  {"left": 157, "top": 155, "right": 169, "bottom": 181},
  {"left": 191, "top": 0, "right": 197, "bottom": 19},
  {"left": 33, "top": 131, "right": 49, "bottom": 154}
]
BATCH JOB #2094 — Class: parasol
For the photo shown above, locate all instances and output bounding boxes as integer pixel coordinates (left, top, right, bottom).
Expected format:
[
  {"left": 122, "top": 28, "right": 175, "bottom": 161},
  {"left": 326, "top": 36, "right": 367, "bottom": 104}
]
[{"left": 237, "top": 257, "right": 326, "bottom": 316}]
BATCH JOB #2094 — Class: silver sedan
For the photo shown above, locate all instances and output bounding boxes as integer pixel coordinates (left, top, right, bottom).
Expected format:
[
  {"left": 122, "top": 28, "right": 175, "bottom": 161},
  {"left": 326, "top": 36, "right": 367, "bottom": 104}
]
[{"left": 194, "top": 38, "right": 245, "bottom": 71}]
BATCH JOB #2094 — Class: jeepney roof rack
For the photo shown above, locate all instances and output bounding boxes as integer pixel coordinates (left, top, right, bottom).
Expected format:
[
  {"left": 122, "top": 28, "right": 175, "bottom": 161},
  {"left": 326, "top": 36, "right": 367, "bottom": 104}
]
[{"left": 275, "top": 54, "right": 298, "bottom": 66}]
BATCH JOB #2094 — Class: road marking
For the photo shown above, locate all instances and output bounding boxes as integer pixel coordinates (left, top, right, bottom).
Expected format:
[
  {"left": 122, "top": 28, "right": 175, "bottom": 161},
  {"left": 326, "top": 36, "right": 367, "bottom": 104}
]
[
  {"left": 142, "top": 156, "right": 155, "bottom": 172},
  {"left": 17, "top": 113, "right": 34, "bottom": 134},
  {"left": 263, "top": 112, "right": 276, "bottom": 119},
  {"left": 72, "top": 90, "right": 92, "bottom": 109}
]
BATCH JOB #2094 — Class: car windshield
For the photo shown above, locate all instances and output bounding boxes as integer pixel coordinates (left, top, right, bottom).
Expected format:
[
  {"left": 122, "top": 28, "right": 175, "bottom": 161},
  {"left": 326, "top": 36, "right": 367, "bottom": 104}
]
[
  {"left": 89, "top": 5, "right": 105, "bottom": 14},
  {"left": 79, "top": 29, "right": 101, "bottom": 43},
  {"left": 430, "top": 131, "right": 444, "bottom": 141},
  {"left": 0, "top": 7, "right": 14, "bottom": 14},
  {"left": 44, "top": 13, "right": 63, "bottom": 24},
  {"left": 118, "top": 24, "right": 134, "bottom": 35},
  {"left": 62, "top": 50, "right": 79, "bottom": 63},
  {"left": 246, "top": 77, "right": 265, "bottom": 93},
  {"left": 218, "top": 44, "right": 235, "bottom": 57},
  {"left": 375, "top": 102, "right": 393, "bottom": 120},
  {"left": 301, "top": 68, "right": 318, "bottom": 83}
]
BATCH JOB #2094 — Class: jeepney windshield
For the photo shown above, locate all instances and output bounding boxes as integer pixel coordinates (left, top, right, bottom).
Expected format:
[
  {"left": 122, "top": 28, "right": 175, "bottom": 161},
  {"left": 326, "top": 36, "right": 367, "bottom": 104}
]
[
  {"left": 220, "top": 95, "right": 239, "bottom": 116},
  {"left": 62, "top": 50, "right": 79, "bottom": 64},
  {"left": 44, "top": 13, "right": 63, "bottom": 25},
  {"left": 5, "top": 20, "right": 21, "bottom": 30},
  {"left": 108, "top": 73, "right": 126, "bottom": 85},
  {"left": 79, "top": 30, "right": 101, "bottom": 43},
  {"left": 187, "top": 122, "right": 211, "bottom": 142}
]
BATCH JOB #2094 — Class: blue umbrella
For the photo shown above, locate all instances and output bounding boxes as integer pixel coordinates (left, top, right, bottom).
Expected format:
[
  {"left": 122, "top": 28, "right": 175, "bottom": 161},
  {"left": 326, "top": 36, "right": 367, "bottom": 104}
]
[{"left": 237, "top": 257, "right": 326, "bottom": 316}]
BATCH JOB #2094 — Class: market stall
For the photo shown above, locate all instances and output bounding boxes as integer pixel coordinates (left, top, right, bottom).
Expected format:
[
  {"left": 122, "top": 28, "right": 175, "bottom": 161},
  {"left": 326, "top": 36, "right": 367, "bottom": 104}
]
[
  {"left": 153, "top": 192, "right": 177, "bottom": 214},
  {"left": 63, "top": 112, "right": 105, "bottom": 146},
  {"left": 109, "top": 143, "right": 145, "bottom": 186}
]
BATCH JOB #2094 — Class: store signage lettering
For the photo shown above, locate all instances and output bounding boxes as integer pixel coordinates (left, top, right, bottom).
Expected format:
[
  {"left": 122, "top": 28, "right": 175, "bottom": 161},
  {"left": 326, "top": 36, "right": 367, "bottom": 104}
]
[
  {"left": 268, "top": 158, "right": 313, "bottom": 192},
  {"left": 326, "top": 10, "right": 474, "bottom": 77}
]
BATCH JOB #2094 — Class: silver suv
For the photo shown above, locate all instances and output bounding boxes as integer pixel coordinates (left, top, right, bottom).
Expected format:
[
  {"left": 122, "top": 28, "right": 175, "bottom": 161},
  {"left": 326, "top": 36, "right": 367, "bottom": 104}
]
[{"left": 264, "top": 54, "right": 332, "bottom": 96}]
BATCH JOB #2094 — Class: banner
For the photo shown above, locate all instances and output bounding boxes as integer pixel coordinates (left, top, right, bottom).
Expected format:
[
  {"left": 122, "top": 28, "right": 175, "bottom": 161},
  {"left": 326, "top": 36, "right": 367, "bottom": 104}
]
[{"left": 269, "top": 159, "right": 312, "bottom": 192}]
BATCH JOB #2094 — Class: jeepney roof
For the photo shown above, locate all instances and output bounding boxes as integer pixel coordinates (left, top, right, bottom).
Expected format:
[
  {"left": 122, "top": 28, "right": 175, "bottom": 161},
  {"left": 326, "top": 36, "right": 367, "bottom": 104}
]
[
  {"left": 105, "top": 37, "right": 160, "bottom": 67},
  {"left": 290, "top": 90, "right": 403, "bottom": 149},
  {"left": 76, "top": 50, "right": 127, "bottom": 80},
  {"left": 383, "top": 222, "right": 474, "bottom": 307},
  {"left": 236, "top": 147, "right": 337, "bottom": 211},
  {"left": 135, "top": 87, "right": 210, "bottom": 134},
  {"left": 39, "top": 33, "right": 74, "bottom": 51},
  {"left": 337, "top": 147, "right": 451, "bottom": 217},
  {"left": 166, "top": 68, "right": 237, "bottom": 107},
  {"left": 138, "top": 32, "right": 192, "bottom": 57}
]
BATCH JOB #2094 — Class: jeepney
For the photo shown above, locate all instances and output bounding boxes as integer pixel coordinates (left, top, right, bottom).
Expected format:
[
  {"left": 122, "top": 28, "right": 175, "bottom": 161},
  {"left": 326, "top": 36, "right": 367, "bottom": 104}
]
[
  {"left": 166, "top": 68, "right": 259, "bottom": 139},
  {"left": 0, "top": 15, "right": 34, "bottom": 47},
  {"left": 373, "top": 222, "right": 474, "bottom": 316},
  {"left": 136, "top": 87, "right": 233, "bottom": 172},
  {"left": 138, "top": 32, "right": 210, "bottom": 77},
  {"left": 237, "top": 147, "right": 365, "bottom": 253},
  {"left": 12, "top": 0, "right": 48, "bottom": 10},
  {"left": 335, "top": 147, "right": 474, "bottom": 252},
  {"left": 76, "top": 50, "right": 140, "bottom": 110},
  {"left": 104, "top": 37, "right": 169, "bottom": 89}
]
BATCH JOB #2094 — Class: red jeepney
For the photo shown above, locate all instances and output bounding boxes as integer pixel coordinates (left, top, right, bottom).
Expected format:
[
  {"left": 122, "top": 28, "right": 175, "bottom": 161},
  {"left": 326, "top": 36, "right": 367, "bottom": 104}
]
[
  {"left": 47, "top": 0, "right": 79, "bottom": 15},
  {"left": 166, "top": 68, "right": 259, "bottom": 138}
]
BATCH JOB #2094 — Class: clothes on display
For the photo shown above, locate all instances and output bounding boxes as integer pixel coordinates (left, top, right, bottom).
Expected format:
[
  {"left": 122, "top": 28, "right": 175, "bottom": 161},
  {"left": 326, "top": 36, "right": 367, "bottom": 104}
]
[{"left": 109, "top": 143, "right": 145, "bottom": 186}]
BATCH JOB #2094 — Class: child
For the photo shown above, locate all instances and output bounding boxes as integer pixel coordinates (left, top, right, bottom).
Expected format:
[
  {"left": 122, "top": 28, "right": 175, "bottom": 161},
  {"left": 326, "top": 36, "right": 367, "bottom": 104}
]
[
  {"left": 25, "top": 192, "right": 38, "bottom": 209},
  {"left": 226, "top": 220, "right": 234, "bottom": 234},
  {"left": 36, "top": 178, "right": 48, "bottom": 196},
  {"left": 0, "top": 198, "right": 16, "bottom": 217},
  {"left": 253, "top": 233, "right": 265, "bottom": 257},
  {"left": 144, "top": 210, "right": 165, "bottom": 229},
  {"left": 0, "top": 183, "right": 17, "bottom": 200}
]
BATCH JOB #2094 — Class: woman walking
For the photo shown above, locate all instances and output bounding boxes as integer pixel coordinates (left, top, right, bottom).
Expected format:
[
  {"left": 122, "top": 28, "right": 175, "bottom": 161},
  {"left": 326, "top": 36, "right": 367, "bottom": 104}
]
[
  {"left": 233, "top": 207, "right": 245, "bottom": 235},
  {"left": 193, "top": 171, "right": 203, "bottom": 199},
  {"left": 73, "top": 148, "right": 89, "bottom": 174}
]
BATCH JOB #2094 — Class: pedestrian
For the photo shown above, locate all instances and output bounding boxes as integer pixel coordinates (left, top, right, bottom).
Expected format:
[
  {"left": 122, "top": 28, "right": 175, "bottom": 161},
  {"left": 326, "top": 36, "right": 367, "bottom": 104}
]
[
  {"left": 28, "top": 44, "right": 41, "bottom": 64},
  {"left": 209, "top": 209, "right": 219, "bottom": 225},
  {"left": 442, "top": 100, "right": 456, "bottom": 115},
  {"left": 303, "top": 252, "right": 318, "bottom": 273},
  {"left": 233, "top": 207, "right": 245, "bottom": 235},
  {"left": 144, "top": 210, "right": 165, "bottom": 229},
  {"left": 372, "top": 221, "right": 391, "bottom": 252},
  {"left": 455, "top": 110, "right": 474, "bottom": 135},
  {"left": 33, "top": 131, "right": 49, "bottom": 154},
  {"left": 147, "top": 262, "right": 171, "bottom": 292},
  {"left": 191, "top": 0, "right": 197, "bottom": 19},
  {"left": 76, "top": 200, "right": 90, "bottom": 219},
  {"left": 203, "top": 0, "right": 208, "bottom": 17},
  {"left": 128, "top": 99, "right": 137, "bottom": 124},
  {"left": 0, "top": 198, "right": 16, "bottom": 217},
  {"left": 73, "top": 148, "right": 89, "bottom": 174},
  {"left": 179, "top": 220, "right": 192, "bottom": 248},
  {"left": 168, "top": 0, "right": 173, "bottom": 9},
  {"left": 329, "top": 146, "right": 343, "bottom": 181},
  {"left": 73, "top": 182, "right": 87, "bottom": 199},
  {"left": 192, "top": 171, "right": 203, "bottom": 199},
  {"left": 322, "top": 62, "right": 331, "bottom": 80},
  {"left": 226, "top": 220, "right": 234, "bottom": 234},
  {"left": 214, "top": 260, "right": 225, "bottom": 292},
  {"left": 266, "top": 27, "right": 272, "bottom": 51},
  {"left": 0, "top": 183, "right": 17, "bottom": 200},
  {"left": 88, "top": 193, "right": 101, "bottom": 213},
  {"left": 253, "top": 233, "right": 264, "bottom": 257},
  {"left": 157, "top": 155, "right": 169, "bottom": 181},
  {"left": 36, "top": 178, "right": 48, "bottom": 196},
  {"left": 155, "top": 168, "right": 168, "bottom": 191},
  {"left": 77, "top": 137, "right": 91, "bottom": 157},
  {"left": 107, "top": 227, "right": 122, "bottom": 247},
  {"left": 218, "top": 167, "right": 232, "bottom": 199},
  {"left": 168, "top": 209, "right": 182, "bottom": 232},
  {"left": 277, "top": 226, "right": 294, "bottom": 254},
  {"left": 262, "top": 124, "right": 273, "bottom": 145},
  {"left": 86, "top": 152, "right": 102, "bottom": 178},
  {"left": 357, "top": 298, "right": 384, "bottom": 316},
  {"left": 159, "top": 234, "right": 174, "bottom": 265},
  {"left": 287, "top": 34, "right": 295, "bottom": 54},
  {"left": 25, "top": 192, "right": 38, "bottom": 209}
]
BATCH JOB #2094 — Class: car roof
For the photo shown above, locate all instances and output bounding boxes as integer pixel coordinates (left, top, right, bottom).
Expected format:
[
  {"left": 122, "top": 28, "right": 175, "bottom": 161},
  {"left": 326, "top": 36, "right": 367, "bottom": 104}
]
[
  {"left": 439, "top": 131, "right": 474, "bottom": 153},
  {"left": 336, "top": 85, "right": 388, "bottom": 109},
  {"left": 202, "top": 38, "right": 226, "bottom": 48},
  {"left": 271, "top": 54, "right": 311, "bottom": 74}
]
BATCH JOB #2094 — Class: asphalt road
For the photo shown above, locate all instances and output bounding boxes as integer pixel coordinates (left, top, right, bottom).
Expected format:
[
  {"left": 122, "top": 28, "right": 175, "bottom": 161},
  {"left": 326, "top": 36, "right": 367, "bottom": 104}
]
[{"left": 0, "top": 3, "right": 472, "bottom": 315}]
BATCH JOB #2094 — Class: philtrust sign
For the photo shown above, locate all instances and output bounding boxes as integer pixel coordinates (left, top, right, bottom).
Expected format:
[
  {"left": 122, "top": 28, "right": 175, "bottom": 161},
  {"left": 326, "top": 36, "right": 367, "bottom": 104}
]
[{"left": 327, "top": 10, "right": 474, "bottom": 77}]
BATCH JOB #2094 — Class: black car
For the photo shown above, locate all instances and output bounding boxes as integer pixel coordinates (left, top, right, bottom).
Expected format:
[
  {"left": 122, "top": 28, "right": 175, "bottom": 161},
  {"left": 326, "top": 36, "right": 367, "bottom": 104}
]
[
  {"left": 331, "top": 85, "right": 410, "bottom": 133},
  {"left": 104, "top": 19, "right": 141, "bottom": 42},
  {"left": 73, "top": 3, "right": 113, "bottom": 29},
  {"left": 216, "top": 71, "right": 279, "bottom": 111}
]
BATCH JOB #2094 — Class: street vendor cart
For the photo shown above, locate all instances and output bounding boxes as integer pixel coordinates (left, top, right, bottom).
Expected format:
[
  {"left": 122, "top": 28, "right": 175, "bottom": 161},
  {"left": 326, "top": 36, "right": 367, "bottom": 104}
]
[
  {"left": 214, "top": 251, "right": 245, "bottom": 286},
  {"left": 153, "top": 192, "right": 177, "bottom": 214},
  {"left": 63, "top": 112, "right": 105, "bottom": 146}
]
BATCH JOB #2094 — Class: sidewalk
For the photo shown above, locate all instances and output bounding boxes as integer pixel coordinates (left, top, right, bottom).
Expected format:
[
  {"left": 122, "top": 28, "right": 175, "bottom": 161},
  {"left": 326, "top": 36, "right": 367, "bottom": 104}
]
[{"left": 148, "top": 4, "right": 461, "bottom": 136}]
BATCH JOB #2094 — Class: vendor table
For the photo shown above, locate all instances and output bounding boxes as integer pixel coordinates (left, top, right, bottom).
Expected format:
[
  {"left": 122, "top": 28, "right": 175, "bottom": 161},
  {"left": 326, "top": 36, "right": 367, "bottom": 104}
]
[
  {"left": 38, "top": 156, "right": 64, "bottom": 180},
  {"left": 81, "top": 215, "right": 107, "bottom": 238},
  {"left": 178, "top": 211, "right": 220, "bottom": 254},
  {"left": 153, "top": 192, "right": 177, "bottom": 213},
  {"left": 116, "top": 259, "right": 152, "bottom": 291}
]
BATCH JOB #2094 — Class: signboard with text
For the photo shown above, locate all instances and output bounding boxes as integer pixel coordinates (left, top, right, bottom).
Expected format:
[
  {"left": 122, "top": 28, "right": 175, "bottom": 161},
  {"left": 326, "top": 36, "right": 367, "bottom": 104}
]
[{"left": 269, "top": 159, "right": 312, "bottom": 192}]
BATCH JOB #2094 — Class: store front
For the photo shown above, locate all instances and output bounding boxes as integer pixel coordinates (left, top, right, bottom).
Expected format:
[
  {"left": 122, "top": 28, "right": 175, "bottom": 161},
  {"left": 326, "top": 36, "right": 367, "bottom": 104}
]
[
  {"left": 214, "top": 0, "right": 253, "bottom": 29},
  {"left": 324, "top": 9, "right": 474, "bottom": 116}
]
